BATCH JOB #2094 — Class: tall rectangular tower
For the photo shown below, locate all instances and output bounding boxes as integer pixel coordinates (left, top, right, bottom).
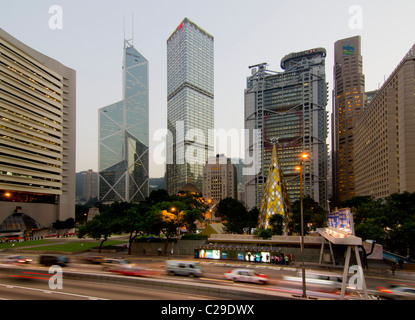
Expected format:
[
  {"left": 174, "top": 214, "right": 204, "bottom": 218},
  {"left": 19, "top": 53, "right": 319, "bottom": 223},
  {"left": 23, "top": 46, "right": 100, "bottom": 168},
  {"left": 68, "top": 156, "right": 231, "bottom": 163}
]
[
  {"left": 245, "top": 49, "right": 329, "bottom": 210},
  {"left": 98, "top": 39, "right": 149, "bottom": 203},
  {"left": 332, "top": 36, "right": 365, "bottom": 205},
  {"left": 166, "top": 18, "right": 214, "bottom": 195},
  {"left": 355, "top": 45, "right": 415, "bottom": 198}
]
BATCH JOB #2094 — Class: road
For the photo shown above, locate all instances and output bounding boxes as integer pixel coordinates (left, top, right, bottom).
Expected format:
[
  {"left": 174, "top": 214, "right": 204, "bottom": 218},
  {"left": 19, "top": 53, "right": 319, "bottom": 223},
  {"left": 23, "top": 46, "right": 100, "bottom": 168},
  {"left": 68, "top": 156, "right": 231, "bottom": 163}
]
[
  {"left": 1, "top": 252, "right": 414, "bottom": 300},
  {"left": 0, "top": 272, "right": 223, "bottom": 300}
]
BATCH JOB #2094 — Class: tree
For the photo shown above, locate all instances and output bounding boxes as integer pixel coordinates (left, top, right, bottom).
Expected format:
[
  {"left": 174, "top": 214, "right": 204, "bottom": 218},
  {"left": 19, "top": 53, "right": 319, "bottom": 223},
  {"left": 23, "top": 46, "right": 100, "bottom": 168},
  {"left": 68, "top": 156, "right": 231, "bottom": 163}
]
[
  {"left": 215, "top": 198, "right": 254, "bottom": 233},
  {"left": 148, "top": 202, "right": 182, "bottom": 254},
  {"left": 77, "top": 201, "right": 132, "bottom": 253},
  {"left": 77, "top": 215, "right": 112, "bottom": 253},
  {"left": 340, "top": 193, "right": 415, "bottom": 258},
  {"left": 52, "top": 218, "right": 75, "bottom": 234},
  {"left": 116, "top": 202, "right": 152, "bottom": 255},
  {"left": 254, "top": 228, "right": 273, "bottom": 239},
  {"left": 289, "top": 197, "right": 327, "bottom": 235},
  {"left": 269, "top": 214, "right": 284, "bottom": 235}
]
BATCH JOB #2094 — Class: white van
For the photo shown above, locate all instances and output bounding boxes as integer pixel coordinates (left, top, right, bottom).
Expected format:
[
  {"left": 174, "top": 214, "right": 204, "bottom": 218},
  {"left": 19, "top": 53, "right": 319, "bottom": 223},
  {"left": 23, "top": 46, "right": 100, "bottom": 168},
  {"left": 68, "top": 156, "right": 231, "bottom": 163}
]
[{"left": 166, "top": 260, "right": 204, "bottom": 278}]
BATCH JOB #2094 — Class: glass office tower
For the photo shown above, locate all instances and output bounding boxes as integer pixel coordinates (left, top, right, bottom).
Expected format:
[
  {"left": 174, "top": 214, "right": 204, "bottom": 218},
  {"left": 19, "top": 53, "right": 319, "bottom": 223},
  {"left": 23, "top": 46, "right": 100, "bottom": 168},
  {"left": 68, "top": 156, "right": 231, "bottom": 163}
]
[
  {"left": 98, "top": 40, "right": 149, "bottom": 202},
  {"left": 245, "top": 49, "right": 329, "bottom": 211},
  {"left": 166, "top": 18, "right": 214, "bottom": 195}
]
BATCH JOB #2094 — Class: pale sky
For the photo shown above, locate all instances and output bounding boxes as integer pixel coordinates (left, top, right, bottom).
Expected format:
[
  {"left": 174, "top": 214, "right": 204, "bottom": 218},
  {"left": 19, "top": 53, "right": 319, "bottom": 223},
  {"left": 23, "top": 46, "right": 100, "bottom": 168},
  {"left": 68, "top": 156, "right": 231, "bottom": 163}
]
[{"left": 1, "top": 0, "right": 414, "bottom": 177}]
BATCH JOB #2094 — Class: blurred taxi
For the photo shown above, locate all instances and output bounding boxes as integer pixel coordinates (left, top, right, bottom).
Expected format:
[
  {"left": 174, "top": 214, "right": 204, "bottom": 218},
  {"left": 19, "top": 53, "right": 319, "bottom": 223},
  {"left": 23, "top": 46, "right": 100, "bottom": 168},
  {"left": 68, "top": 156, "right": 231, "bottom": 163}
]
[{"left": 224, "top": 268, "right": 269, "bottom": 284}]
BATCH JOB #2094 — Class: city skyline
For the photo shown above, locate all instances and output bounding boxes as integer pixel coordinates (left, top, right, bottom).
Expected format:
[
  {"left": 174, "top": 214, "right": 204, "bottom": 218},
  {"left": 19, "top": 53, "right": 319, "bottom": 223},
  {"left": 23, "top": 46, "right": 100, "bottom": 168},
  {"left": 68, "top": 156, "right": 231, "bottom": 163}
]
[{"left": 2, "top": 1, "right": 414, "bottom": 178}]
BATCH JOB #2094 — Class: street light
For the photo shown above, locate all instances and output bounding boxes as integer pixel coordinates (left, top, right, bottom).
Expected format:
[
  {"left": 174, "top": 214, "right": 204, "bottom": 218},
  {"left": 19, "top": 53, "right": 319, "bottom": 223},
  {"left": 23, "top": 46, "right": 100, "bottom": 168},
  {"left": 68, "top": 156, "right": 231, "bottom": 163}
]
[{"left": 295, "top": 152, "right": 309, "bottom": 299}]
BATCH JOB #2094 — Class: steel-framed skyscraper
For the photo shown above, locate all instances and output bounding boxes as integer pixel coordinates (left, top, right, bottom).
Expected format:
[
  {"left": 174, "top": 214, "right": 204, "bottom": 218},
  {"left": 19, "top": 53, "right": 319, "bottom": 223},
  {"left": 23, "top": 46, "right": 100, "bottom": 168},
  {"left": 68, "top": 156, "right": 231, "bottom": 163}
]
[
  {"left": 166, "top": 18, "right": 214, "bottom": 195},
  {"left": 98, "top": 39, "right": 149, "bottom": 203},
  {"left": 245, "top": 48, "right": 329, "bottom": 211}
]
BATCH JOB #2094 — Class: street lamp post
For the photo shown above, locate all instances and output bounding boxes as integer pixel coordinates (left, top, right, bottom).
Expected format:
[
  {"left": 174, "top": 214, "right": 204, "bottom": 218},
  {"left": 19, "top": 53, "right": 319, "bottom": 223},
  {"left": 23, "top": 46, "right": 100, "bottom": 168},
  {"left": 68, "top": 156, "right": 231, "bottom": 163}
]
[{"left": 296, "top": 152, "right": 309, "bottom": 299}]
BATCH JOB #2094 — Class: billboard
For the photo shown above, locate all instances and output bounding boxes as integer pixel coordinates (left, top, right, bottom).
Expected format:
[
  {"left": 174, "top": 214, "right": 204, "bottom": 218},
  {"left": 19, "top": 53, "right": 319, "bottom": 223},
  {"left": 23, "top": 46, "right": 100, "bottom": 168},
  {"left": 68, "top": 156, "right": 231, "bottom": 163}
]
[{"left": 327, "top": 208, "right": 354, "bottom": 234}]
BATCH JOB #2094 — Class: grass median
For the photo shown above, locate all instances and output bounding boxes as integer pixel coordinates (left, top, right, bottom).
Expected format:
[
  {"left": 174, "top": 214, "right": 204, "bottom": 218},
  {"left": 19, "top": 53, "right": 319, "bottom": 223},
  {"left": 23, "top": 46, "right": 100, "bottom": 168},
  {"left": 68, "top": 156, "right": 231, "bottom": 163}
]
[{"left": 0, "top": 239, "right": 128, "bottom": 252}]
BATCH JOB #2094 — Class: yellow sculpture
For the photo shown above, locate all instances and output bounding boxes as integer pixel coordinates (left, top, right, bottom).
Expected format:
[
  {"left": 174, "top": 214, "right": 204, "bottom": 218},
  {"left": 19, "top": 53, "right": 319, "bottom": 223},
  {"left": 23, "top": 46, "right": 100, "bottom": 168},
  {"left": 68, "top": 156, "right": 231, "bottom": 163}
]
[{"left": 258, "top": 141, "right": 291, "bottom": 234}]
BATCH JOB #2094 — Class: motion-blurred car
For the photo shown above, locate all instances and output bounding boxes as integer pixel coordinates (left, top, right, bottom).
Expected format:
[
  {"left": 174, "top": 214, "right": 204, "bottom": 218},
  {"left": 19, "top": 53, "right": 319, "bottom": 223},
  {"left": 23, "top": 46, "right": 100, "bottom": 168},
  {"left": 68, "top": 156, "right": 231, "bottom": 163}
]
[
  {"left": 102, "top": 258, "right": 157, "bottom": 277},
  {"left": 283, "top": 271, "right": 343, "bottom": 291},
  {"left": 39, "top": 254, "right": 69, "bottom": 267},
  {"left": 224, "top": 269, "right": 269, "bottom": 284},
  {"left": 378, "top": 286, "right": 415, "bottom": 300},
  {"left": 0, "top": 255, "right": 32, "bottom": 265},
  {"left": 166, "top": 260, "right": 204, "bottom": 278},
  {"left": 78, "top": 255, "right": 104, "bottom": 264}
]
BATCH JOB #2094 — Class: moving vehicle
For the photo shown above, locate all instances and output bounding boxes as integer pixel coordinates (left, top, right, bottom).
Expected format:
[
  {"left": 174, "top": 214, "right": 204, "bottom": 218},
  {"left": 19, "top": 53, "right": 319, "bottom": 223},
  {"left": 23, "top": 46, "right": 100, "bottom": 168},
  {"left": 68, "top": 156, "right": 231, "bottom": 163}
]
[
  {"left": 378, "top": 286, "right": 415, "bottom": 300},
  {"left": 0, "top": 255, "right": 32, "bottom": 265},
  {"left": 39, "top": 255, "right": 69, "bottom": 267},
  {"left": 224, "top": 269, "right": 269, "bottom": 284},
  {"left": 283, "top": 271, "right": 342, "bottom": 290},
  {"left": 101, "top": 258, "right": 156, "bottom": 277},
  {"left": 165, "top": 260, "right": 203, "bottom": 278},
  {"left": 78, "top": 255, "right": 104, "bottom": 264}
]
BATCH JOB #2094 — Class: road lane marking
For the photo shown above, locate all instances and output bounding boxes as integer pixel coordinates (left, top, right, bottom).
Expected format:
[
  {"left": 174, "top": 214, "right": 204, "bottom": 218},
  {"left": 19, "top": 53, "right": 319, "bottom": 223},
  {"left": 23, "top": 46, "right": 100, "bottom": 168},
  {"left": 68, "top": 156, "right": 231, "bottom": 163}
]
[{"left": 0, "top": 283, "right": 108, "bottom": 300}]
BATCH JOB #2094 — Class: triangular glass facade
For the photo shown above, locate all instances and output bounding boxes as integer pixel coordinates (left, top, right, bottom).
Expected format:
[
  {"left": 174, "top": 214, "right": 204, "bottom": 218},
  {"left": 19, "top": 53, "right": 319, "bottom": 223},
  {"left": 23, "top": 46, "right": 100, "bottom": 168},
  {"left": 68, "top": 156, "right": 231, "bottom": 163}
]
[{"left": 98, "top": 42, "right": 149, "bottom": 202}]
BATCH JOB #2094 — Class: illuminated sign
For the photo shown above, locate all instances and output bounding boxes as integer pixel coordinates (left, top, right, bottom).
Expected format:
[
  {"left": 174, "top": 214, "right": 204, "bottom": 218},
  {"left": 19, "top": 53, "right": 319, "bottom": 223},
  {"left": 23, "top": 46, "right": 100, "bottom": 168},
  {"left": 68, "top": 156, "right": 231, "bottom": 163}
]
[
  {"left": 327, "top": 208, "right": 354, "bottom": 234},
  {"left": 342, "top": 43, "right": 355, "bottom": 56},
  {"left": 178, "top": 22, "right": 184, "bottom": 30}
]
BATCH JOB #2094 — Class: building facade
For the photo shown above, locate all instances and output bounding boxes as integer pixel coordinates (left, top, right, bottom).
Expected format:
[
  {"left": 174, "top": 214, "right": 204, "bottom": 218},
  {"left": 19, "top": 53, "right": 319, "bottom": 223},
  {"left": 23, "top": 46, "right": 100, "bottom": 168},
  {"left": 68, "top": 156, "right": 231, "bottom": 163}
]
[
  {"left": 166, "top": 18, "right": 214, "bottom": 195},
  {"left": 355, "top": 45, "right": 415, "bottom": 198},
  {"left": 0, "top": 28, "right": 76, "bottom": 237},
  {"left": 203, "top": 154, "right": 237, "bottom": 205},
  {"left": 244, "top": 49, "right": 329, "bottom": 211},
  {"left": 332, "top": 36, "right": 365, "bottom": 205},
  {"left": 98, "top": 39, "right": 149, "bottom": 203},
  {"left": 76, "top": 169, "right": 98, "bottom": 203}
]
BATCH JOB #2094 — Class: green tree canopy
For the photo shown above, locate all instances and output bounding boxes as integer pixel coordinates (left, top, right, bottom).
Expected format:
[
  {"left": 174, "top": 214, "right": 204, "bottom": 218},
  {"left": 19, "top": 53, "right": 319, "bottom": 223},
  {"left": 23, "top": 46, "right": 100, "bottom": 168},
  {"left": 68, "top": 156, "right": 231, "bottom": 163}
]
[
  {"left": 215, "top": 198, "right": 257, "bottom": 233},
  {"left": 289, "top": 196, "right": 327, "bottom": 235}
]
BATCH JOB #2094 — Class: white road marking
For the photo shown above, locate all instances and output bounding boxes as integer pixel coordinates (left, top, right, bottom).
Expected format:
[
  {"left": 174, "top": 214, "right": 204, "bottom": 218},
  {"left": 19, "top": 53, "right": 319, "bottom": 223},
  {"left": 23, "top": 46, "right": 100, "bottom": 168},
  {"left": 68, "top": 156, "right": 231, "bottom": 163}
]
[{"left": 0, "top": 283, "right": 108, "bottom": 300}]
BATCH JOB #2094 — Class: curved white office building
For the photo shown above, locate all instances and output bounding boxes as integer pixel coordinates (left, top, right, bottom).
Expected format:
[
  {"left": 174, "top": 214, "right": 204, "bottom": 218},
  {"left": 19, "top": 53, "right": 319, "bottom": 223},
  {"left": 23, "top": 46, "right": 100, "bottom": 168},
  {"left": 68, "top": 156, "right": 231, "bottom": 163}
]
[{"left": 0, "top": 28, "right": 76, "bottom": 239}]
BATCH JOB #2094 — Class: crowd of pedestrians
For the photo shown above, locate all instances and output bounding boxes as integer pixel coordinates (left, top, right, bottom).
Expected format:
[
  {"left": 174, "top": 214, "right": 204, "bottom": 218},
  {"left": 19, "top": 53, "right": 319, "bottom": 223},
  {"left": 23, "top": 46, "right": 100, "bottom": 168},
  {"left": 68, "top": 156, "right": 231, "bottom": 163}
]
[
  {"left": 270, "top": 253, "right": 293, "bottom": 265},
  {"left": 246, "top": 252, "right": 294, "bottom": 265}
]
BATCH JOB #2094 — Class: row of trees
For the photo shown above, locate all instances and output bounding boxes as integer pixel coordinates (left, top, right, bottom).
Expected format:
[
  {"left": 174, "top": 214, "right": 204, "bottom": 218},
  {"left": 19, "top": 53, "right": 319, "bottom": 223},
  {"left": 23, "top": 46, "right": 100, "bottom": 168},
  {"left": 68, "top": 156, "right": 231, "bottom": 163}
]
[
  {"left": 77, "top": 187, "right": 415, "bottom": 258},
  {"left": 77, "top": 189, "right": 206, "bottom": 254},
  {"left": 214, "top": 196, "right": 326, "bottom": 238},
  {"left": 215, "top": 192, "right": 415, "bottom": 257},
  {"left": 340, "top": 192, "right": 415, "bottom": 257}
]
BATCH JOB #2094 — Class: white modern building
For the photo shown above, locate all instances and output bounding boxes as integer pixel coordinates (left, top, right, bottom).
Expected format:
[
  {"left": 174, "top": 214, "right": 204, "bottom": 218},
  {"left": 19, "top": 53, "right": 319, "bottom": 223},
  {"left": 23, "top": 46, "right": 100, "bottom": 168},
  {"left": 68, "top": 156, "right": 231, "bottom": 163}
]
[{"left": 0, "top": 28, "right": 76, "bottom": 238}]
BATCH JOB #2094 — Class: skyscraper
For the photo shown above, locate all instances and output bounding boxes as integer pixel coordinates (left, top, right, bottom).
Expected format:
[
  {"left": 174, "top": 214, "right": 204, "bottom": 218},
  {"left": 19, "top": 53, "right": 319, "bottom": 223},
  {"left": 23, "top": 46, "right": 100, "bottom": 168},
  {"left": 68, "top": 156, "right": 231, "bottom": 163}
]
[
  {"left": 355, "top": 45, "right": 415, "bottom": 198},
  {"left": 0, "top": 28, "right": 76, "bottom": 235},
  {"left": 98, "top": 39, "right": 149, "bottom": 203},
  {"left": 245, "top": 48, "right": 329, "bottom": 211},
  {"left": 332, "top": 36, "right": 365, "bottom": 204},
  {"left": 166, "top": 18, "right": 214, "bottom": 195}
]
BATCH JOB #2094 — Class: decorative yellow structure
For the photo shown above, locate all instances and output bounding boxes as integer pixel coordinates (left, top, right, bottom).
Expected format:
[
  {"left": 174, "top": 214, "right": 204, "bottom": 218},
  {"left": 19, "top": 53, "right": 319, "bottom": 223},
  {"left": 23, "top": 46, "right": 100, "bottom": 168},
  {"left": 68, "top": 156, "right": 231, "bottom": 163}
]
[{"left": 258, "top": 142, "right": 291, "bottom": 233}]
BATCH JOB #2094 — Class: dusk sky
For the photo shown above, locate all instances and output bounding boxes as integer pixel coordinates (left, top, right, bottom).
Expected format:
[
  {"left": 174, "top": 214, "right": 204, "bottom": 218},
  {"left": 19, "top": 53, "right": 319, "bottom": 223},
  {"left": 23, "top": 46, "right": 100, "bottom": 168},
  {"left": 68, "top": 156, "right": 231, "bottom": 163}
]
[{"left": 2, "top": 0, "right": 414, "bottom": 177}]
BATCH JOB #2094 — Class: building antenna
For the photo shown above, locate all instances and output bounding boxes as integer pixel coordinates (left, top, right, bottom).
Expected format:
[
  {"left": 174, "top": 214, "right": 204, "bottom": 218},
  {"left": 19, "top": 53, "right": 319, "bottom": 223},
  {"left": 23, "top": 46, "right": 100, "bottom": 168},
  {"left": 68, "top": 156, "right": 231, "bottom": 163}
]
[
  {"left": 132, "top": 12, "right": 134, "bottom": 46},
  {"left": 123, "top": 14, "right": 126, "bottom": 49}
]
